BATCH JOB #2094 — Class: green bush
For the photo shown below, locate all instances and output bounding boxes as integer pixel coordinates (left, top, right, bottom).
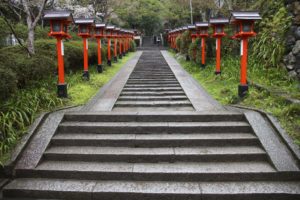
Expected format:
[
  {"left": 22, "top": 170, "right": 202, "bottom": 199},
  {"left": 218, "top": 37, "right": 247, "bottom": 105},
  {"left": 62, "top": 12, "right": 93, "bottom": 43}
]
[
  {"left": 130, "top": 40, "right": 136, "bottom": 52},
  {"left": 0, "top": 68, "right": 17, "bottom": 101},
  {"left": 179, "top": 30, "right": 191, "bottom": 54},
  {"left": 0, "top": 39, "right": 108, "bottom": 101},
  {"left": 251, "top": 1, "right": 292, "bottom": 68}
]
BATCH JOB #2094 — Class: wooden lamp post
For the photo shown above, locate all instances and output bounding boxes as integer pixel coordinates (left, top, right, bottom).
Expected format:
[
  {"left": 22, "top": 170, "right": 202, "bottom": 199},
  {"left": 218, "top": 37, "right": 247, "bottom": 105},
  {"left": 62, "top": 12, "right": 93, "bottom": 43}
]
[
  {"left": 113, "top": 27, "right": 120, "bottom": 62},
  {"left": 94, "top": 23, "right": 106, "bottom": 73},
  {"left": 230, "top": 11, "right": 261, "bottom": 97},
  {"left": 43, "top": 10, "right": 73, "bottom": 98},
  {"left": 75, "top": 18, "right": 95, "bottom": 80},
  {"left": 105, "top": 25, "right": 115, "bottom": 66},
  {"left": 188, "top": 25, "right": 197, "bottom": 61},
  {"left": 120, "top": 29, "right": 126, "bottom": 56},
  {"left": 195, "top": 22, "right": 209, "bottom": 68},
  {"left": 209, "top": 17, "right": 229, "bottom": 75}
]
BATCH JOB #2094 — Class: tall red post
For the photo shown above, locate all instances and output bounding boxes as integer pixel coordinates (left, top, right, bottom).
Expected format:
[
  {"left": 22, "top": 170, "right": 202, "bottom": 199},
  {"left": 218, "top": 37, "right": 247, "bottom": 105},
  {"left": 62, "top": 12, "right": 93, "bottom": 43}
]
[
  {"left": 83, "top": 37, "right": 89, "bottom": 78},
  {"left": 44, "top": 10, "right": 73, "bottom": 98},
  {"left": 107, "top": 38, "right": 111, "bottom": 66},
  {"left": 215, "top": 37, "right": 222, "bottom": 75},
  {"left": 229, "top": 11, "right": 261, "bottom": 97},
  {"left": 201, "top": 37, "right": 206, "bottom": 67},
  {"left": 113, "top": 38, "right": 118, "bottom": 62},
  {"left": 56, "top": 38, "right": 65, "bottom": 86},
  {"left": 119, "top": 37, "right": 123, "bottom": 59},
  {"left": 97, "top": 38, "right": 102, "bottom": 72},
  {"left": 240, "top": 38, "right": 248, "bottom": 86}
]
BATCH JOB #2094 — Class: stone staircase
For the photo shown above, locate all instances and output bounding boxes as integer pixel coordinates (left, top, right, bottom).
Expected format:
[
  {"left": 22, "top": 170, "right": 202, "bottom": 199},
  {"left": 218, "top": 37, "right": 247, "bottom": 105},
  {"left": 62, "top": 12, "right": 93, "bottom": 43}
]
[
  {"left": 3, "top": 112, "right": 300, "bottom": 199},
  {"left": 2, "top": 50, "right": 300, "bottom": 199},
  {"left": 114, "top": 51, "right": 194, "bottom": 111}
]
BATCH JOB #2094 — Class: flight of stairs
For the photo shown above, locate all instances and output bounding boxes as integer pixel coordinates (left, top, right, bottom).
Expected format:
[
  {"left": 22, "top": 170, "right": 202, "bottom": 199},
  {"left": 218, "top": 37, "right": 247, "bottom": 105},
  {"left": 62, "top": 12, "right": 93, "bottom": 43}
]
[
  {"left": 3, "top": 112, "right": 300, "bottom": 199},
  {"left": 114, "top": 51, "right": 194, "bottom": 111}
]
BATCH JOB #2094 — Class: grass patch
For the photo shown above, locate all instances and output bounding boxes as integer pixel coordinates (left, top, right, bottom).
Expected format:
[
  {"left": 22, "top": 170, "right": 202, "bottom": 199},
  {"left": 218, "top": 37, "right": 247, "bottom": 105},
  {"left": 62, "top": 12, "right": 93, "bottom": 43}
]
[
  {"left": 0, "top": 52, "right": 135, "bottom": 165},
  {"left": 170, "top": 51, "right": 300, "bottom": 146},
  {"left": 67, "top": 53, "right": 134, "bottom": 105}
]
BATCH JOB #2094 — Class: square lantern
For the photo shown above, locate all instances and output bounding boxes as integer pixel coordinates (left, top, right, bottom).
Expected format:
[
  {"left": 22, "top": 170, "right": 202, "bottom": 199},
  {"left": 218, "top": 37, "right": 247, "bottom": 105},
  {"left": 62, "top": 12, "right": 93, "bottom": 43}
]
[
  {"left": 114, "top": 27, "right": 120, "bottom": 38},
  {"left": 43, "top": 10, "right": 73, "bottom": 38},
  {"left": 209, "top": 17, "right": 229, "bottom": 37},
  {"left": 106, "top": 25, "right": 115, "bottom": 38},
  {"left": 195, "top": 22, "right": 209, "bottom": 37},
  {"left": 230, "top": 11, "right": 261, "bottom": 38},
  {"left": 74, "top": 18, "right": 95, "bottom": 37},
  {"left": 188, "top": 25, "right": 197, "bottom": 38},
  {"left": 94, "top": 23, "right": 106, "bottom": 38}
]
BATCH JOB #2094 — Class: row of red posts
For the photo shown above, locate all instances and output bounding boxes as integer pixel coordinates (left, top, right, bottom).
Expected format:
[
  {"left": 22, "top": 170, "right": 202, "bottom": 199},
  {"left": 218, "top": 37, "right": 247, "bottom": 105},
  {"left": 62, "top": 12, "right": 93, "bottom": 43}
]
[
  {"left": 167, "top": 11, "right": 261, "bottom": 97},
  {"left": 43, "top": 10, "right": 135, "bottom": 98}
]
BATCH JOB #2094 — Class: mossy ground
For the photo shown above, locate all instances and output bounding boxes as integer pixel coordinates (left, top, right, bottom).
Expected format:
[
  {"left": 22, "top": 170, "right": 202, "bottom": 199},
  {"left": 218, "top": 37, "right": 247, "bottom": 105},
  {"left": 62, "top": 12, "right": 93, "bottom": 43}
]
[{"left": 170, "top": 51, "right": 300, "bottom": 146}]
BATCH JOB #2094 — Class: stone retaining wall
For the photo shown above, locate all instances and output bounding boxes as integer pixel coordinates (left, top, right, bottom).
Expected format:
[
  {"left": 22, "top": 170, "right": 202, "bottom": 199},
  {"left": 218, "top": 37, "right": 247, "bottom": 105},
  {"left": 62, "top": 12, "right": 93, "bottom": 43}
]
[{"left": 284, "top": 0, "right": 300, "bottom": 79}]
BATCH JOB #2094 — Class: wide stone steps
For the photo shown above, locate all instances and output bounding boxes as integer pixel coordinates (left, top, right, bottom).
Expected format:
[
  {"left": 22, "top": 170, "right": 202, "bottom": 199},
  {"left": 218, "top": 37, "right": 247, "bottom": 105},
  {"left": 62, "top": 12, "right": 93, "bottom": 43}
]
[
  {"left": 57, "top": 121, "right": 252, "bottom": 134},
  {"left": 117, "top": 96, "right": 188, "bottom": 101},
  {"left": 113, "top": 51, "right": 194, "bottom": 110},
  {"left": 51, "top": 133, "right": 258, "bottom": 147},
  {"left": 5, "top": 178, "right": 300, "bottom": 200},
  {"left": 4, "top": 51, "right": 300, "bottom": 199}
]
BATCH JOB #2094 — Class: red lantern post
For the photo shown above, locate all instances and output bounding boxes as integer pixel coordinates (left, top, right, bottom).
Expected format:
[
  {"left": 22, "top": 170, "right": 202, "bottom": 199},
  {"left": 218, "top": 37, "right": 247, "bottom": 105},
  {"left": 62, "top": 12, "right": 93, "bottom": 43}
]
[
  {"left": 75, "top": 18, "right": 95, "bottom": 80},
  {"left": 210, "top": 18, "right": 229, "bottom": 75},
  {"left": 230, "top": 11, "right": 261, "bottom": 97},
  {"left": 94, "top": 23, "right": 106, "bottom": 73},
  {"left": 106, "top": 25, "right": 115, "bottom": 66},
  {"left": 118, "top": 29, "right": 123, "bottom": 59},
  {"left": 113, "top": 27, "right": 120, "bottom": 62},
  {"left": 195, "top": 22, "right": 209, "bottom": 68},
  {"left": 43, "top": 11, "right": 73, "bottom": 98}
]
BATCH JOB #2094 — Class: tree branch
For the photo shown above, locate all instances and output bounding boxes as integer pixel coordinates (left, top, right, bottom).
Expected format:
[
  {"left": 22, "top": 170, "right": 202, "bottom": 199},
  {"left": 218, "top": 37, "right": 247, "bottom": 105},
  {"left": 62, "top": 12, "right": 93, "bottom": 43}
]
[
  {"left": 32, "top": 0, "right": 48, "bottom": 28},
  {"left": 0, "top": 10, "right": 31, "bottom": 55}
]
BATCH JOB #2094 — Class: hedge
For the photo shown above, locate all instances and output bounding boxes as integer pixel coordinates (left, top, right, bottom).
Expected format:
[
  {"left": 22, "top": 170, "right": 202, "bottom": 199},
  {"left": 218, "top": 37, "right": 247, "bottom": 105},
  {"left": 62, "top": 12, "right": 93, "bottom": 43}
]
[{"left": 0, "top": 38, "right": 109, "bottom": 101}]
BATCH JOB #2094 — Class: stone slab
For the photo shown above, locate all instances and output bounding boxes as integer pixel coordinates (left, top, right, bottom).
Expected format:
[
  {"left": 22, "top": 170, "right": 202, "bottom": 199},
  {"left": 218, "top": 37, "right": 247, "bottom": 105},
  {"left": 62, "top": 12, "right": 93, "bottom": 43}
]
[{"left": 244, "top": 111, "right": 299, "bottom": 171}]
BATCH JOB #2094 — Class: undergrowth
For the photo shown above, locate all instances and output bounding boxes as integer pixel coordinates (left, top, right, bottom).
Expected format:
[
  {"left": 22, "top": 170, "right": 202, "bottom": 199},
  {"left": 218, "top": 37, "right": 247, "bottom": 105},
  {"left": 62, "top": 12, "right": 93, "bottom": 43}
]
[{"left": 0, "top": 52, "right": 135, "bottom": 165}]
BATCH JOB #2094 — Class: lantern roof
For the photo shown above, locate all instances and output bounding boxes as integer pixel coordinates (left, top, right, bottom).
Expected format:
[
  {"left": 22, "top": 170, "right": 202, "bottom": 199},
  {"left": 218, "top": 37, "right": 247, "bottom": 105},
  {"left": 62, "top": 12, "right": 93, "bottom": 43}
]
[
  {"left": 95, "top": 23, "right": 106, "bottom": 28},
  {"left": 182, "top": 26, "right": 188, "bottom": 30},
  {"left": 229, "top": 11, "right": 262, "bottom": 23},
  {"left": 43, "top": 10, "right": 73, "bottom": 22},
  {"left": 74, "top": 18, "right": 94, "bottom": 25},
  {"left": 195, "top": 22, "right": 209, "bottom": 27},
  {"left": 209, "top": 17, "right": 229, "bottom": 25},
  {"left": 187, "top": 25, "right": 196, "bottom": 30},
  {"left": 115, "top": 27, "right": 121, "bottom": 31},
  {"left": 106, "top": 25, "right": 115, "bottom": 30}
]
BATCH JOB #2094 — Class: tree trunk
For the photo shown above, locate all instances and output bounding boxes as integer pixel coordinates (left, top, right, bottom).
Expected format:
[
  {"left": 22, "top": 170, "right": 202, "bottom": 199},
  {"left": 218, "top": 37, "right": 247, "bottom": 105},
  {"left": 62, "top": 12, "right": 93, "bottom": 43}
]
[{"left": 27, "top": 27, "right": 35, "bottom": 55}]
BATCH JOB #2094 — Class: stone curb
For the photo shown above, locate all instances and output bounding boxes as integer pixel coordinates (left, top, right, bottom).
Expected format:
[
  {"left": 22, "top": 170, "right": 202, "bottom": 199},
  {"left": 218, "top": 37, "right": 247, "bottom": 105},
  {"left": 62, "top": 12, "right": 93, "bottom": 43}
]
[
  {"left": 228, "top": 104, "right": 300, "bottom": 168},
  {"left": 0, "top": 105, "right": 80, "bottom": 178}
]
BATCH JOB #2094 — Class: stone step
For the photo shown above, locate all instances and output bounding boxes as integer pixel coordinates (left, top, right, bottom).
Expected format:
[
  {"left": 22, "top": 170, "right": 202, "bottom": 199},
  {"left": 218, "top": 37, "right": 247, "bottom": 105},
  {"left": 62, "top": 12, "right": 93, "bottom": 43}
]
[
  {"left": 126, "top": 81, "right": 179, "bottom": 84},
  {"left": 117, "top": 96, "right": 188, "bottom": 101},
  {"left": 63, "top": 112, "right": 246, "bottom": 122},
  {"left": 124, "top": 84, "right": 181, "bottom": 88},
  {"left": 121, "top": 91, "right": 186, "bottom": 96},
  {"left": 51, "top": 133, "right": 259, "bottom": 147},
  {"left": 43, "top": 145, "right": 268, "bottom": 163},
  {"left": 58, "top": 121, "right": 252, "bottom": 134},
  {"left": 122, "top": 87, "right": 183, "bottom": 92},
  {"left": 15, "top": 160, "right": 280, "bottom": 182},
  {"left": 128, "top": 79, "right": 177, "bottom": 81},
  {"left": 114, "top": 100, "right": 192, "bottom": 107},
  {"left": 5, "top": 178, "right": 300, "bottom": 200}
]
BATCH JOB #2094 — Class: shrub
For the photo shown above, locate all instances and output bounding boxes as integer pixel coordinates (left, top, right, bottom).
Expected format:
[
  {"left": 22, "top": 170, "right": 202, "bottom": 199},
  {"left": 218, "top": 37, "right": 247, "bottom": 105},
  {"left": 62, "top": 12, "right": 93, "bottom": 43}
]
[
  {"left": 0, "top": 68, "right": 17, "bottom": 101},
  {"left": 130, "top": 40, "right": 136, "bottom": 52},
  {"left": 180, "top": 30, "right": 191, "bottom": 54},
  {"left": 0, "top": 39, "right": 108, "bottom": 101}
]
